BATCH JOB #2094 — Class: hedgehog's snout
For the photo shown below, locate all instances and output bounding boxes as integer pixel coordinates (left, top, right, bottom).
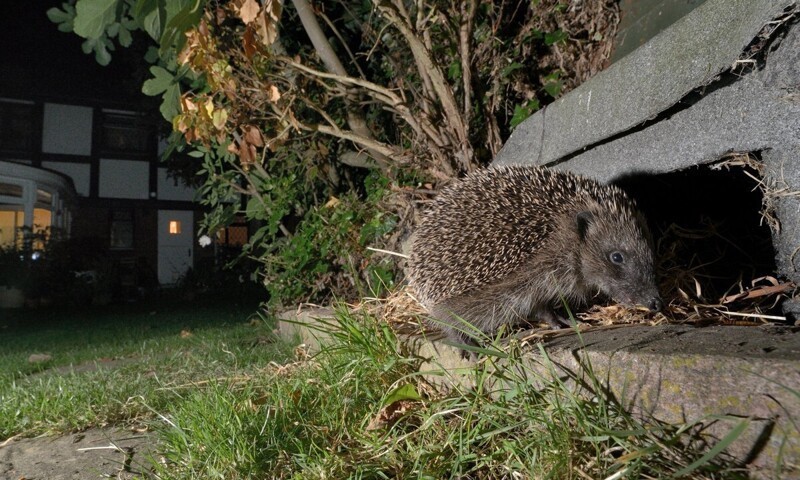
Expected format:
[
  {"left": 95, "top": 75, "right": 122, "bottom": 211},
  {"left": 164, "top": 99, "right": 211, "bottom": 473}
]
[{"left": 648, "top": 296, "right": 663, "bottom": 313}]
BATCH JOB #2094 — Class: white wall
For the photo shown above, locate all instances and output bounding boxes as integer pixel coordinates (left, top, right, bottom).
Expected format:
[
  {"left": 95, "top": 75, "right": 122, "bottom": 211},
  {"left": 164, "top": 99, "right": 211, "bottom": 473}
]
[
  {"left": 41, "top": 103, "right": 93, "bottom": 156},
  {"left": 157, "top": 168, "right": 195, "bottom": 201},
  {"left": 41, "top": 161, "right": 90, "bottom": 196},
  {"left": 98, "top": 159, "right": 150, "bottom": 199},
  {"left": 157, "top": 209, "right": 194, "bottom": 285}
]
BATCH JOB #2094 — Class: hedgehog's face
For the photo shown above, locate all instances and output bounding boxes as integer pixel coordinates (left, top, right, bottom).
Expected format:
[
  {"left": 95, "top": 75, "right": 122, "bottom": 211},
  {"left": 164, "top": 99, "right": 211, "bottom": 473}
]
[{"left": 575, "top": 209, "right": 663, "bottom": 312}]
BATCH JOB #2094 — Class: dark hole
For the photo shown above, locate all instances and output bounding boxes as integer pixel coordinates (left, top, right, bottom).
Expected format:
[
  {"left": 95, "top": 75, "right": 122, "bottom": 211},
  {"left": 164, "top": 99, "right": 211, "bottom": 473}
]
[{"left": 614, "top": 161, "right": 779, "bottom": 315}]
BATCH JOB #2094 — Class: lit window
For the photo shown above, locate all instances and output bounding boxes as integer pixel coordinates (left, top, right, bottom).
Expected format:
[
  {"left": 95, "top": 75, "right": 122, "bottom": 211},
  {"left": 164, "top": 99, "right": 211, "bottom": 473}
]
[{"left": 169, "top": 220, "right": 181, "bottom": 234}]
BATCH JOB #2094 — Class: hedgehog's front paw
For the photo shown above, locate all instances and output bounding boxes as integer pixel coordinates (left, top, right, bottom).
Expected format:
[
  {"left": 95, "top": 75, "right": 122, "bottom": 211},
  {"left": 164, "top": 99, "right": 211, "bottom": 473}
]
[{"left": 535, "top": 309, "right": 579, "bottom": 329}]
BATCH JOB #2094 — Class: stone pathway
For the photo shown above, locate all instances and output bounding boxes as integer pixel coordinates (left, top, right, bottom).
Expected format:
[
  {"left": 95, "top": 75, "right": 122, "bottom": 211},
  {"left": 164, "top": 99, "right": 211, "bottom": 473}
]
[{"left": 0, "top": 428, "right": 155, "bottom": 480}]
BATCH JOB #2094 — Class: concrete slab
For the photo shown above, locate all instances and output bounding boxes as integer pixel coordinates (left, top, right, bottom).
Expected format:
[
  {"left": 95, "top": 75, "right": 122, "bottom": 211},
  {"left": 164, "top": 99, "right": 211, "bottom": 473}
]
[
  {"left": 276, "top": 306, "right": 336, "bottom": 353},
  {"left": 612, "top": 0, "right": 709, "bottom": 63},
  {"left": 765, "top": 146, "right": 800, "bottom": 308},
  {"left": 545, "top": 19, "right": 800, "bottom": 183},
  {"left": 494, "top": 0, "right": 797, "bottom": 169}
]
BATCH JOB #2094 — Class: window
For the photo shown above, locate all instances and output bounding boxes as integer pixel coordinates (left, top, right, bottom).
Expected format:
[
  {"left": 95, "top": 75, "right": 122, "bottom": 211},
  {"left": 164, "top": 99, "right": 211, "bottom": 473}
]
[
  {"left": 100, "top": 111, "right": 153, "bottom": 156},
  {"left": 0, "top": 182, "right": 23, "bottom": 198},
  {"left": 36, "top": 189, "right": 53, "bottom": 206},
  {"left": 110, "top": 210, "right": 134, "bottom": 250},
  {"left": 0, "top": 209, "right": 23, "bottom": 248},
  {"left": 169, "top": 220, "right": 181, "bottom": 235},
  {"left": 0, "top": 101, "right": 35, "bottom": 155},
  {"left": 216, "top": 216, "right": 248, "bottom": 247}
]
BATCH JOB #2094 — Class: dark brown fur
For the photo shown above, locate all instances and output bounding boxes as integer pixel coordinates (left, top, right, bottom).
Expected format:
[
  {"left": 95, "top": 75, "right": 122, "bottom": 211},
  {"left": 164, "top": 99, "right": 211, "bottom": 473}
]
[{"left": 408, "top": 165, "right": 661, "bottom": 351}]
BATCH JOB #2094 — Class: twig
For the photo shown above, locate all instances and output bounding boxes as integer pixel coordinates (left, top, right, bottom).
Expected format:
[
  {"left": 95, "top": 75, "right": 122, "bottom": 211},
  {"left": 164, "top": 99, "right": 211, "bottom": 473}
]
[{"left": 367, "top": 247, "right": 410, "bottom": 259}]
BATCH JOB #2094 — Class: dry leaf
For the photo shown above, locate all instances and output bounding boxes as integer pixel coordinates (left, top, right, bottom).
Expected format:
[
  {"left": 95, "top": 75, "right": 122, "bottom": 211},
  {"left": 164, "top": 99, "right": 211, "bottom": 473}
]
[
  {"left": 721, "top": 281, "right": 795, "bottom": 304},
  {"left": 366, "top": 400, "right": 418, "bottom": 431},
  {"left": 254, "top": 0, "right": 282, "bottom": 45},
  {"left": 237, "top": 0, "right": 260, "bottom": 24},
  {"left": 243, "top": 26, "right": 258, "bottom": 58},
  {"left": 268, "top": 84, "right": 281, "bottom": 102},
  {"left": 243, "top": 125, "right": 264, "bottom": 146},
  {"left": 28, "top": 353, "right": 52, "bottom": 363}
]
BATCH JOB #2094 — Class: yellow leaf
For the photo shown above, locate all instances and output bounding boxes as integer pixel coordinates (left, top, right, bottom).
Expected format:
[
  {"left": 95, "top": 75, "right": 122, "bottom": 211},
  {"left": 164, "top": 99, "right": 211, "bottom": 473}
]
[
  {"left": 212, "top": 109, "right": 228, "bottom": 130},
  {"left": 324, "top": 196, "right": 340, "bottom": 208},
  {"left": 204, "top": 99, "right": 214, "bottom": 118}
]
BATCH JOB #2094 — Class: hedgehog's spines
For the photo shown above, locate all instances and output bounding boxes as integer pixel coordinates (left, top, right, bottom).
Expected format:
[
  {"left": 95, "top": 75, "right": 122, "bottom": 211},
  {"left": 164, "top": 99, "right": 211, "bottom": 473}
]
[{"left": 408, "top": 164, "right": 661, "bottom": 348}]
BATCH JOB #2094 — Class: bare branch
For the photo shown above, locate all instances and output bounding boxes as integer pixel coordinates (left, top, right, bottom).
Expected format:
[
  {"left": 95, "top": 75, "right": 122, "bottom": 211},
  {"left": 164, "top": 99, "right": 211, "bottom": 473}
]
[
  {"left": 290, "top": 0, "right": 389, "bottom": 166},
  {"left": 459, "top": 0, "right": 478, "bottom": 121},
  {"left": 313, "top": 125, "right": 399, "bottom": 160},
  {"left": 377, "top": 2, "right": 473, "bottom": 172}
]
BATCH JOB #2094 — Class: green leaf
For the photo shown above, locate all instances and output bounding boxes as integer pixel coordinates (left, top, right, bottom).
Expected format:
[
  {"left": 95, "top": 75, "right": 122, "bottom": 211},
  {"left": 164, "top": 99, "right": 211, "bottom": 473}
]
[
  {"left": 544, "top": 29, "right": 568, "bottom": 46},
  {"left": 160, "top": 0, "right": 206, "bottom": 56},
  {"left": 543, "top": 81, "right": 561, "bottom": 98},
  {"left": 500, "top": 62, "right": 524, "bottom": 78},
  {"left": 448, "top": 61, "right": 462, "bottom": 81},
  {"left": 94, "top": 39, "right": 112, "bottom": 65},
  {"left": 382, "top": 383, "right": 421, "bottom": 407},
  {"left": 246, "top": 197, "right": 266, "bottom": 221},
  {"left": 543, "top": 71, "right": 562, "bottom": 98},
  {"left": 46, "top": 6, "right": 71, "bottom": 24},
  {"left": 142, "top": 65, "right": 174, "bottom": 95},
  {"left": 56, "top": 21, "right": 75, "bottom": 33},
  {"left": 118, "top": 25, "right": 133, "bottom": 47},
  {"left": 81, "top": 38, "right": 94, "bottom": 54},
  {"left": 509, "top": 98, "right": 540, "bottom": 129},
  {"left": 48, "top": 5, "right": 76, "bottom": 33},
  {"left": 137, "top": 0, "right": 166, "bottom": 41},
  {"left": 144, "top": 46, "right": 160, "bottom": 63},
  {"left": 74, "top": 0, "right": 119, "bottom": 39},
  {"left": 159, "top": 83, "right": 181, "bottom": 121},
  {"left": 133, "top": 0, "right": 157, "bottom": 18}
]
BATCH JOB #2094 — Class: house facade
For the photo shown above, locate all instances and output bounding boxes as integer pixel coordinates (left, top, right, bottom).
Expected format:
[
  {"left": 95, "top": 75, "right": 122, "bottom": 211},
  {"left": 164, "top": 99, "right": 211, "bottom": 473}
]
[{"left": 0, "top": 97, "right": 201, "bottom": 287}]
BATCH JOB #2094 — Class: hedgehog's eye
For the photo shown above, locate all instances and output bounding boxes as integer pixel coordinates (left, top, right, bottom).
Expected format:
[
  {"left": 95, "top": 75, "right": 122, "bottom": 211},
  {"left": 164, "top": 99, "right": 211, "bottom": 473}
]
[{"left": 609, "top": 251, "right": 624, "bottom": 264}]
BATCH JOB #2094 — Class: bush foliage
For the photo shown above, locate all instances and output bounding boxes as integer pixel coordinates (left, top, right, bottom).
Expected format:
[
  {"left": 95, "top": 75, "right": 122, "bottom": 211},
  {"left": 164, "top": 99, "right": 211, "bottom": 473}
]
[{"left": 49, "top": 0, "right": 618, "bottom": 307}]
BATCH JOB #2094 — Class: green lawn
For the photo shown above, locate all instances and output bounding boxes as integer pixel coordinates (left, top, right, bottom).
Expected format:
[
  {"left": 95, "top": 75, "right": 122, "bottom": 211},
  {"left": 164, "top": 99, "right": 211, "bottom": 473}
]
[{"left": 0, "top": 300, "right": 292, "bottom": 438}]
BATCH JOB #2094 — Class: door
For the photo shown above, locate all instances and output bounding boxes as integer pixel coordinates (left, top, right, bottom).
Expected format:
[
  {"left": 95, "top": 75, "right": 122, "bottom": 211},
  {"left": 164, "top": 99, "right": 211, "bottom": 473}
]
[{"left": 157, "top": 210, "right": 194, "bottom": 285}]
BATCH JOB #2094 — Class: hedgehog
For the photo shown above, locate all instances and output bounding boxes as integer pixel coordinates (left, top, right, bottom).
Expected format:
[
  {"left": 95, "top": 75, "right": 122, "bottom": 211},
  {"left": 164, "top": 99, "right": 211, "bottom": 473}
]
[{"left": 408, "top": 165, "right": 662, "bottom": 354}]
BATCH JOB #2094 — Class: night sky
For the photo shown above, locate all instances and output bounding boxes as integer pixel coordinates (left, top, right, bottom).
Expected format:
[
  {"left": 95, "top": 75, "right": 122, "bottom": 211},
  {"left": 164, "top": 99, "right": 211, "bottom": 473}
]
[{"left": 0, "top": 1, "right": 153, "bottom": 106}]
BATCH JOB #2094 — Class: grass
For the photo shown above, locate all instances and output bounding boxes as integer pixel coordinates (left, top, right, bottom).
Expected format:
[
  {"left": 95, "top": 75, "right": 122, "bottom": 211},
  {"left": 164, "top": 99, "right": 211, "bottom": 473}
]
[
  {"left": 0, "top": 299, "right": 293, "bottom": 438},
  {"left": 1, "top": 302, "right": 752, "bottom": 479},
  {"left": 149, "top": 308, "right": 750, "bottom": 479}
]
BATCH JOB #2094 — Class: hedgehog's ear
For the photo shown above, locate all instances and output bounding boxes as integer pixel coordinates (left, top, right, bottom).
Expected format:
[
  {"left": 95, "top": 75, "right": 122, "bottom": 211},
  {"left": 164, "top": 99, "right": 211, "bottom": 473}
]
[{"left": 576, "top": 211, "right": 593, "bottom": 241}]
